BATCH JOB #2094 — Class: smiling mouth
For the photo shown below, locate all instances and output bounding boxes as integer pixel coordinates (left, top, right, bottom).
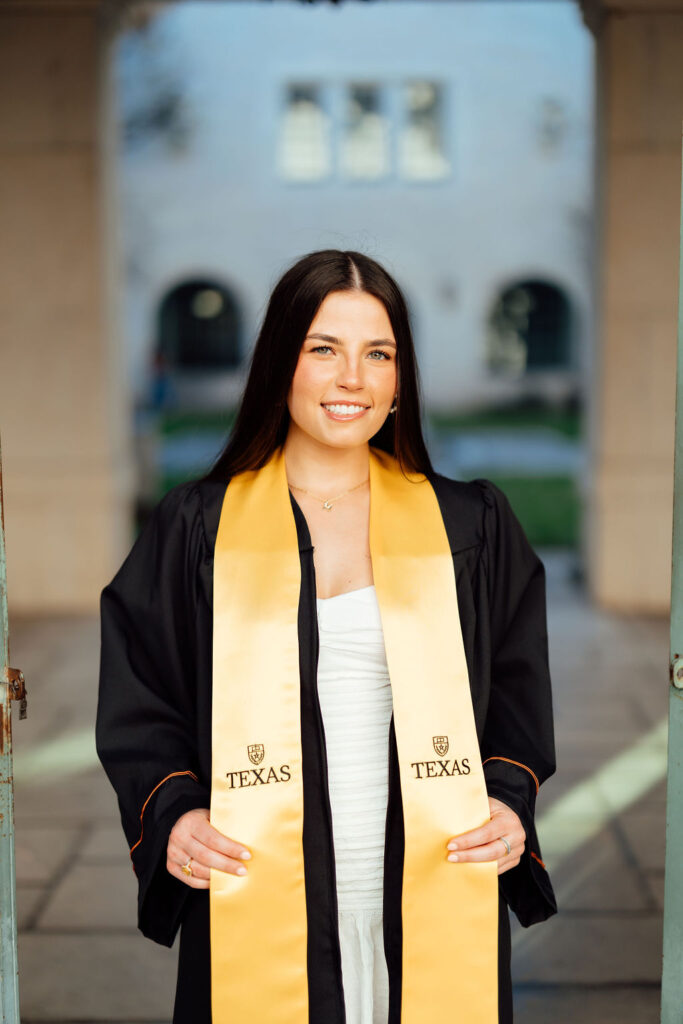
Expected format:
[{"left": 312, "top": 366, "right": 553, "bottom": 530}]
[{"left": 321, "top": 402, "right": 370, "bottom": 419}]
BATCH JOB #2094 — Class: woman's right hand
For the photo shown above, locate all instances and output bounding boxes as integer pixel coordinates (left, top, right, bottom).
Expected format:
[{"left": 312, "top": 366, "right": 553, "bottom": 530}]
[{"left": 167, "top": 808, "right": 252, "bottom": 889}]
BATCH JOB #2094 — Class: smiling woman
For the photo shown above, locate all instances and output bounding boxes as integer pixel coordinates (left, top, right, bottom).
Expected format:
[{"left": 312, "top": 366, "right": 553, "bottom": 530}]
[
  {"left": 288, "top": 290, "right": 397, "bottom": 444},
  {"left": 96, "top": 248, "right": 557, "bottom": 1024}
]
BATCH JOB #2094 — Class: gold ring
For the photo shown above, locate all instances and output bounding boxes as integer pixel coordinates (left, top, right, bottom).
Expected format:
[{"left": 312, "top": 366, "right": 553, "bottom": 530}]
[
  {"left": 181, "top": 857, "right": 193, "bottom": 877},
  {"left": 499, "top": 836, "right": 511, "bottom": 856}
]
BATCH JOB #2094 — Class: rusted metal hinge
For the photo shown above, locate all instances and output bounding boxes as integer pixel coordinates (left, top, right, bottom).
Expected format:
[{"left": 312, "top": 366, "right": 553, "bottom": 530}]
[{"left": 4, "top": 667, "right": 27, "bottom": 720}]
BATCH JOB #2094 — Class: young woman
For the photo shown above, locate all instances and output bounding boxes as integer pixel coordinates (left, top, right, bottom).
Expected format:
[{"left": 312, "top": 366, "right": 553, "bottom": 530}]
[{"left": 96, "top": 249, "right": 557, "bottom": 1024}]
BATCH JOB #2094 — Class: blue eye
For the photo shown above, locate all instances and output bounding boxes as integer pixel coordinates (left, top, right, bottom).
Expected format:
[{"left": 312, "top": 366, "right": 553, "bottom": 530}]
[{"left": 311, "top": 345, "right": 391, "bottom": 360}]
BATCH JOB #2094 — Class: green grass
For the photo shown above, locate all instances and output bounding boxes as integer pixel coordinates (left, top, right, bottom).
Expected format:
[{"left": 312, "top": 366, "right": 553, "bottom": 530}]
[
  {"left": 427, "top": 403, "right": 582, "bottom": 546},
  {"left": 150, "top": 405, "right": 581, "bottom": 548},
  {"left": 158, "top": 409, "right": 236, "bottom": 436},
  {"left": 477, "top": 474, "right": 580, "bottom": 548},
  {"left": 156, "top": 403, "right": 581, "bottom": 441},
  {"left": 156, "top": 398, "right": 581, "bottom": 436},
  {"left": 428, "top": 405, "right": 582, "bottom": 439}
]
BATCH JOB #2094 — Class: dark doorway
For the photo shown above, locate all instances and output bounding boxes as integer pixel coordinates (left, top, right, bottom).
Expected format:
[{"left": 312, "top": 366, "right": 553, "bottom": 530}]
[
  {"left": 487, "top": 280, "right": 572, "bottom": 375},
  {"left": 157, "top": 279, "right": 242, "bottom": 370}
]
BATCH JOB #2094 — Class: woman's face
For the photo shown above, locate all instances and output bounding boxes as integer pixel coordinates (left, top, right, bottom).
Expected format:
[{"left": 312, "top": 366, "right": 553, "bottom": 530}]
[{"left": 287, "top": 290, "right": 398, "bottom": 450}]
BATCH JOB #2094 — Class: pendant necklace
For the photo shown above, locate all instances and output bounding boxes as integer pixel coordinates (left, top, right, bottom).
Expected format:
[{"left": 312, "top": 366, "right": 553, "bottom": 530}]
[{"left": 289, "top": 476, "right": 369, "bottom": 511}]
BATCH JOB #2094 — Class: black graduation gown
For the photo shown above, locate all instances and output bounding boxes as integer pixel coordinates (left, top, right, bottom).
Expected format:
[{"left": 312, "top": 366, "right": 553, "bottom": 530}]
[{"left": 96, "top": 470, "right": 558, "bottom": 1024}]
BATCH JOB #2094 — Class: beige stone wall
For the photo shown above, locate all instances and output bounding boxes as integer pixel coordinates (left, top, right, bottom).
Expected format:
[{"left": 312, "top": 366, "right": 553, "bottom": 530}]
[
  {"left": 584, "top": 0, "right": 683, "bottom": 612},
  {"left": 0, "top": 3, "right": 134, "bottom": 614}
]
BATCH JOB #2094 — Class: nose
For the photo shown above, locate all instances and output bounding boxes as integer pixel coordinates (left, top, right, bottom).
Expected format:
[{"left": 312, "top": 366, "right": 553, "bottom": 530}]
[{"left": 335, "top": 352, "right": 366, "bottom": 390}]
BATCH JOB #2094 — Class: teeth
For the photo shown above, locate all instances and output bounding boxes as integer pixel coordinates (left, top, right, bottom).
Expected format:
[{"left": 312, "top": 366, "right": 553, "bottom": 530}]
[{"left": 323, "top": 404, "right": 367, "bottom": 415}]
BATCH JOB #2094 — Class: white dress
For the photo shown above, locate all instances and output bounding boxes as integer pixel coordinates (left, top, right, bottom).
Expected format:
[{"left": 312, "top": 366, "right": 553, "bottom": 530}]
[{"left": 315, "top": 584, "right": 393, "bottom": 1024}]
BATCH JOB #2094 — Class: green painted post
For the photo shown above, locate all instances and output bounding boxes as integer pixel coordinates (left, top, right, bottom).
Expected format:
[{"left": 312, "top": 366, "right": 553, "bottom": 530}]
[
  {"left": 661, "top": 134, "right": 683, "bottom": 1024},
  {"left": 0, "top": 433, "right": 21, "bottom": 1023}
]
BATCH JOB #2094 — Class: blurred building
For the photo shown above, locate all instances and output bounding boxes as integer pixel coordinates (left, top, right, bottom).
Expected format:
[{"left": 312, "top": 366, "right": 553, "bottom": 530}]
[
  {"left": 116, "top": 2, "right": 593, "bottom": 412},
  {"left": 0, "top": 0, "right": 681, "bottom": 616}
]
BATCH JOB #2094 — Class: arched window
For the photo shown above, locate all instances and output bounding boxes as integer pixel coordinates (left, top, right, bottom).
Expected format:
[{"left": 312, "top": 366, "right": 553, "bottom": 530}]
[
  {"left": 157, "top": 279, "right": 242, "bottom": 370},
  {"left": 486, "top": 280, "right": 572, "bottom": 375}
]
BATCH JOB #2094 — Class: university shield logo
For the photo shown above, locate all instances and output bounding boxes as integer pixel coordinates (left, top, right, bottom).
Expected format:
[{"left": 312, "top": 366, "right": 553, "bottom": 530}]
[
  {"left": 248, "top": 743, "right": 265, "bottom": 765},
  {"left": 433, "top": 735, "right": 449, "bottom": 757}
]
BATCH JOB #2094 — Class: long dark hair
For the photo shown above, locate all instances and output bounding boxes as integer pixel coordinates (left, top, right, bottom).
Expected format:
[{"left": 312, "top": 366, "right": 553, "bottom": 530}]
[{"left": 200, "top": 249, "right": 434, "bottom": 482}]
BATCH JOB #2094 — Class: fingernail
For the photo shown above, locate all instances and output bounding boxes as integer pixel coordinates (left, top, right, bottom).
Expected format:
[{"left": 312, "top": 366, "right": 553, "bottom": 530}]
[
  {"left": 447, "top": 842, "right": 457, "bottom": 851},
  {"left": 447, "top": 853, "right": 458, "bottom": 862},
  {"left": 236, "top": 865, "right": 248, "bottom": 875},
  {"left": 240, "top": 850, "right": 252, "bottom": 860}
]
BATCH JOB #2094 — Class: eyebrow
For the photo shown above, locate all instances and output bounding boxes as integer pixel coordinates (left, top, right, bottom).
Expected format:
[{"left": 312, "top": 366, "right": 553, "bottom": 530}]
[{"left": 305, "top": 333, "right": 397, "bottom": 350}]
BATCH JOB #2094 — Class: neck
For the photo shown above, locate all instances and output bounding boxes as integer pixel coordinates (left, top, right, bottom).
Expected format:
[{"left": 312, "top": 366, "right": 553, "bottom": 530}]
[{"left": 282, "top": 424, "right": 370, "bottom": 494}]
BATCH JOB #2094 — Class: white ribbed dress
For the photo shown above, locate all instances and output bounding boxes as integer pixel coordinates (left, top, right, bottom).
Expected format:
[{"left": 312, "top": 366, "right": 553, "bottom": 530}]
[{"left": 315, "top": 584, "right": 393, "bottom": 1024}]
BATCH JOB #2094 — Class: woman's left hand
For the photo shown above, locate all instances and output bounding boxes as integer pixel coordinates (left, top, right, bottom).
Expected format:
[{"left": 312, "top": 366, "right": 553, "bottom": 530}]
[{"left": 445, "top": 796, "right": 526, "bottom": 875}]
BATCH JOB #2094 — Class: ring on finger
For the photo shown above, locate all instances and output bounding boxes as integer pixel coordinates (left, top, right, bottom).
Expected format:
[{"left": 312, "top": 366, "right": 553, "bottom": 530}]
[
  {"left": 498, "top": 836, "right": 511, "bottom": 857},
  {"left": 181, "top": 857, "right": 193, "bottom": 877}
]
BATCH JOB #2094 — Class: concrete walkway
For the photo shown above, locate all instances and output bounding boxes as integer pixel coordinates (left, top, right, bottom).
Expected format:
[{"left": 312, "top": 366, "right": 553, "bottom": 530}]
[{"left": 7, "top": 548, "right": 669, "bottom": 1023}]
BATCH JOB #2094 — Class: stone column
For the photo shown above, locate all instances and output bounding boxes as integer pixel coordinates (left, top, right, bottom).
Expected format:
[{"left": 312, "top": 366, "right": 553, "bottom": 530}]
[
  {"left": 579, "top": 0, "right": 683, "bottom": 612},
  {"left": 0, "top": 1, "right": 134, "bottom": 613}
]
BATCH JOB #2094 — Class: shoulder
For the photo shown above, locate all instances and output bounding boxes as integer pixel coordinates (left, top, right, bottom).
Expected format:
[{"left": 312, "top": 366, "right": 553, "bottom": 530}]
[
  {"left": 151, "top": 476, "right": 223, "bottom": 515},
  {"left": 144, "top": 479, "right": 204, "bottom": 537},
  {"left": 133, "top": 480, "right": 210, "bottom": 560},
  {"left": 145, "top": 477, "right": 235, "bottom": 561},
  {"left": 427, "top": 470, "right": 504, "bottom": 552},
  {"left": 153, "top": 479, "right": 200, "bottom": 515}
]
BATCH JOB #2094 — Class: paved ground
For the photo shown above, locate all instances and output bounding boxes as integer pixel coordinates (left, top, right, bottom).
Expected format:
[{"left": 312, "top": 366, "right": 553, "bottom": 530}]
[
  {"left": 428, "top": 425, "right": 585, "bottom": 477},
  {"left": 7, "top": 547, "right": 670, "bottom": 1023}
]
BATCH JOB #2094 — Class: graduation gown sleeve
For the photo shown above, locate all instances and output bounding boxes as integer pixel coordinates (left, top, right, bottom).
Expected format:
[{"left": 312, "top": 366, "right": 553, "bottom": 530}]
[
  {"left": 96, "top": 482, "right": 211, "bottom": 947},
  {"left": 475, "top": 478, "right": 558, "bottom": 927}
]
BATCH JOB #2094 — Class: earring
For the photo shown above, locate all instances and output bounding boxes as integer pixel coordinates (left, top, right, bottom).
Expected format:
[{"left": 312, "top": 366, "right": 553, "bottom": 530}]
[{"left": 389, "top": 396, "right": 397, "bottom": 414}]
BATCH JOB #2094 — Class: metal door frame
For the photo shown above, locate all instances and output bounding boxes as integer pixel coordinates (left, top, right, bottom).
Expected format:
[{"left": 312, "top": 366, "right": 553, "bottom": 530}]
[
  {"left": 0, "top": 436, "right": 23, "bottom": 1023},
  {"left": 661, "top": 135, "right": 683, "bottom": 1023}
]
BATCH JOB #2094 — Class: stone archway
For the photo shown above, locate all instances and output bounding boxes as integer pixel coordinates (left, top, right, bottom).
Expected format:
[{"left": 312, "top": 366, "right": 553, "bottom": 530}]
[{"left": 486, "top": 278, "right": 573, "bottom": 376}]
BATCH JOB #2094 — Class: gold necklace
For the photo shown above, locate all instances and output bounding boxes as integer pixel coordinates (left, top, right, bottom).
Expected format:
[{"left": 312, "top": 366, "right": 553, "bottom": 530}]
[{"left": 288, "top": 476, "right": 369, "bottom": 511}]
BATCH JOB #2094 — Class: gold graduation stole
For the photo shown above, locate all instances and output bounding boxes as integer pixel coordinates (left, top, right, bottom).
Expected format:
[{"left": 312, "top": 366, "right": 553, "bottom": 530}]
[{"left": 210, "top": 443, "right": 498, "bottom": 1022}]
